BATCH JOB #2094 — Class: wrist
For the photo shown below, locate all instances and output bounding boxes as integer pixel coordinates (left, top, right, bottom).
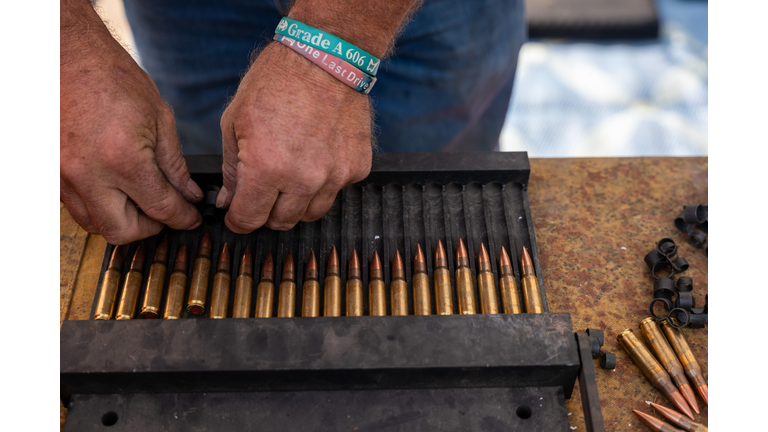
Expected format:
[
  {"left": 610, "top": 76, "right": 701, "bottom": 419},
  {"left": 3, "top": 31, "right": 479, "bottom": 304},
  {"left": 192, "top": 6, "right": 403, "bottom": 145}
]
[
  {"left": 256, "top": 42, "right": 367, "bottom": 100},
  {"left": 287, "top": 0, "right": 420, "bottom": 59}
]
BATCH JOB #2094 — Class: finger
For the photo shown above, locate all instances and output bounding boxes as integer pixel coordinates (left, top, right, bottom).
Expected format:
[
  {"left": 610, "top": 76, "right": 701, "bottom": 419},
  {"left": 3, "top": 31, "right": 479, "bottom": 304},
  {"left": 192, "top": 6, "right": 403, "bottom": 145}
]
[
  {"left": 301, "top": 186, "right": 340, "bottom": 223},
  {"left": 60, "top": 181, "right": 99, "bottom": 233},
  {"left": 119, "top": 150, "right": 203, "bottom": 230},
  {"left": 219, "top": 109, "right": 240, "bottom": 209},
  {"left": 224, "top": 163, "right": 280, "bottom": 233},
  {"left": 82, "top": 187, "right": 165, "bottom": 245},
  {"left": 155, "top": 107, "right": 204, "bottom": 203},
  {"left": 265, "top": 191, "right": 315, "bottom": 230}
]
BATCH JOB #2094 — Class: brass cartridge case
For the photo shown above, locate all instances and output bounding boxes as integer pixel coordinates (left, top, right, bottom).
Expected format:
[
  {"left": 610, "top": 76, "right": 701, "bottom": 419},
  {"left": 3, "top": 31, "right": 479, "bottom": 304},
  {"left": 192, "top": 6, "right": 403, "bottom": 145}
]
[
  {"left": 455, "top": 240, "right": 476, "bottom": 315},
  {"left": 233, "top": 273, "right": 253, "bottom": 318},
  {"left": 520, "top": 246, "right": 544, "bottom": 314},
  {"left": 209, "top": 243, "right": 231, "bottom": 319},
  {"left": 618, "top": 329, "right": 694, "bottom": 419},
  {"left": 434, "top": 240, "right": 454, "bottom": 315},
  {"left": 434, "top": 268, "right": 453, "bottom": 315},
  {"left": 390, "top": 250, "right": 408, "bottom": 316},
  {"left": 456, "top": 268, "right": 475, "bottom": 314},
  {"left": 255, "top": 252, "right": 275, "bottom": 318},
  {"left": 302, "top": 279, "right": 320, "bottom": 317},
  {"left": 413, "top": 273, "right": 430, "bottom": 314},
  {"left": 660, "top": 319, "right": 708, "bottom": 405},
  {"left": 116, "top": 243, "right": 146, "bottom": 320},
  {"left": 140, "top": 236, "right": 168, "bottom": 319},
  {"left": 324, "top": 246, "right": 342, "bottom": 317},
  {"left": 499, "top": 273, "right": 521, "bottom": 314},
  {"left": 346, "top": 249, "right": 364, "bottom": 317},
  {"left": 301, "top": 251, "right": 320, "bottom": 317},
  {"left": 499, "top": 246, "right": 521, "bottom": 314},
  {"left": 163, "top": 244, "right": 188, "bottom": 319},
  {"left": 477, "top": 271, "right": 498, "bottom": 314},
  {"left": 94, "top": 246, "right": 124, "bottom": 320},
  {"left": 413, "top": 244, "right": 431, "bottom": 315},
  {"left": 277, "top": 252, "right": 296, "bottom": 318},
  {"left": 477, "top": 243, "right": 499, "bottom": 314},
  {"left": 640, "top": 318, "right": 699, "bottom": 414},
  {"left": 187, "top": 231, "right": 212, "bottom": 316},
  {"left": 324, "top": 276, "right": 342, "bottom": 316},
  {"left": 232, "top": 246, "right": 253, "bottom": 319},
  {"left": 369, "top": 250, "right": 387, "bottom": 316}
]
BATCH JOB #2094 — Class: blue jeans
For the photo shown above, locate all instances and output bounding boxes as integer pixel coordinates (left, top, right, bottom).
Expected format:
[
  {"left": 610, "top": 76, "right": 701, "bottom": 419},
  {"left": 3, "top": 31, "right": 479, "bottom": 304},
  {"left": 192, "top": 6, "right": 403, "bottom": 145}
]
[{"left": 124, "top": 0, "right": 525, "bottom": 154}]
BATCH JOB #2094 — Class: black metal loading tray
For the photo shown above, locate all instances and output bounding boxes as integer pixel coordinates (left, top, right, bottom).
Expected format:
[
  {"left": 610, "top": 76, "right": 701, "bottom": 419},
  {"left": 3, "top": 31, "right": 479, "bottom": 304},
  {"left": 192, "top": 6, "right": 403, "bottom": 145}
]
[{"left": 61, "top": 152, "right": 590, "bottom": 431}]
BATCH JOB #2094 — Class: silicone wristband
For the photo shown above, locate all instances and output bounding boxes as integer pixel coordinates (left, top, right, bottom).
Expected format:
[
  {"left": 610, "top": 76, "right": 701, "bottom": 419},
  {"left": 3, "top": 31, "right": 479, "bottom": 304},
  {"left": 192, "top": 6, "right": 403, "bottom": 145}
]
[
  {"left": 275, "top": 34, "right": 377, "bottom": 94},
  {"left": 275, "top": 17, "right": 381, "bottom": 76}
]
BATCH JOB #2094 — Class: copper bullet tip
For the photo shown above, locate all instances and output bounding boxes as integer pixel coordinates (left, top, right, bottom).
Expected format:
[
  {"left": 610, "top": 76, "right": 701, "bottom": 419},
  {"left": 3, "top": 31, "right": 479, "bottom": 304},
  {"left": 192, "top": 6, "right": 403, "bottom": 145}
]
[
  {"left": 499, "top": 245, "right": 511, "bottom": 267},
  {"left": 520, "top": 246, "right": 532, "bottom": 267},
  {"left": 456, "top": 238, "right": 468, "bottom": 259},
  {"left": 697, "top": 384, "right": 708, "bottom": 406},
  {"left": 649, "top": 402, "right": 684, "bottom": 426},
  {"left": 219, "top": 243, "right": 230, "bottom": 263},
  {"left": 109, "top": 245, "right": 124, "bottom": 266},
  {"left": 478, "top": 242, "right": 490, "bottom": 263},
  {"left": 328, "top": 245, "right": 339, "bottom": 268},
  {"left": 415, "top": 244, "right": 425, "bottom": 264},
  {"left": 175, "top": 243, "right": 188, "bottom": 263},
  {"left": 668, "top": 390, "right": 695, "bottom": 420},
  {"left": 371, "top": 250, "right": 382, "bottom": 271},
  {"left": 393, "top": 249, "right": 404, "bottom": 270},
  {"left": 349, "top": 249, "right": 360, "bottom": 270},
  {"left": 241, "top": 245, "right": 252, "bottom": 267},
  {"left": 307, "top": 250, "right": 318, "bottom": 272},
  {"left": 200, "top": 230, "right": 212, "bottom": 249},
  {"left": 283, "top": 251, "right": 294, "bottom": 276},
  {"left": 632, "top": 409, "right": 666, "bottom": 432},
  {"left": 133, "top": 242, "right": 146, "bottom": 262},
  {"left": 217, "top": 243, "right": 230, "bottom": 272},
  {"left": 263, "top": 251, "right": 274, "bottom": 272},
  {"left": 679, "top": 383, "right": 700, "bottom": 414},
  {"left": 435, "top": 239, "right": 446, "bottom": 260},
  {"left": 156, "top": 235, "right": 168, "bottom": 255}
]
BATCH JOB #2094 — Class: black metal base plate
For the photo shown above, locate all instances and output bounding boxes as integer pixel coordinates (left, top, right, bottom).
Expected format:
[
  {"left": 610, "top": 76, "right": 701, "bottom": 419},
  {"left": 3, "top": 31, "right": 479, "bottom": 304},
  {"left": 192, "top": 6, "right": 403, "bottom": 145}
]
[{"left": 64, "top": 386, "right": 568, "bottom": 432}]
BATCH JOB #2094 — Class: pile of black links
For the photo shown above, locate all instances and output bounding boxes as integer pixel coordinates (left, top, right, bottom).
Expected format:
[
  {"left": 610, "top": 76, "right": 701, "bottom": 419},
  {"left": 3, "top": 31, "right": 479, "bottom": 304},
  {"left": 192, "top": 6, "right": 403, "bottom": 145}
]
[
  {"left": 644, "top": 237, "right": 708, "bottom": 329},
  {"left": 674, "top": 204, "right": 708, "bottom": 254}
]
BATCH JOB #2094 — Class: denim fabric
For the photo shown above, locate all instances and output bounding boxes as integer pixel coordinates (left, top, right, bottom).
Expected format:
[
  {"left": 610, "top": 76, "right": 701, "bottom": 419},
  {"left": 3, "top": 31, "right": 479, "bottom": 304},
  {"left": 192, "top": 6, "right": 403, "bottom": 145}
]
[{"left": 123, "top": 0, "right": 525, "bottom": 154}]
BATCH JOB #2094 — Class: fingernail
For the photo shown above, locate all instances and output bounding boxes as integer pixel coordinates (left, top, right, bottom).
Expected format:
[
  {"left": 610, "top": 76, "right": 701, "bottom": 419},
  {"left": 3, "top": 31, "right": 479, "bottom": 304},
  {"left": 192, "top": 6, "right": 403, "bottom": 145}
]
[
  {"left": 188, "top": 220, "right": 202, "bottom": 230},
  {"left": 215, "top": 186, "right": 228, "bottom": 208},
  {"left": 187, "top": 179, "right": 204, "bottom": 199}
]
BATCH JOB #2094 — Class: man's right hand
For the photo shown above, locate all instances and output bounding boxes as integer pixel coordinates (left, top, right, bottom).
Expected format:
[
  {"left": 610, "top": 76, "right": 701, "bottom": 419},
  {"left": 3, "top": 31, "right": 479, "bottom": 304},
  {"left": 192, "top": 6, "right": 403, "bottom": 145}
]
[{"left": 60, "top": 0, "right": 203, "bottom": 245}]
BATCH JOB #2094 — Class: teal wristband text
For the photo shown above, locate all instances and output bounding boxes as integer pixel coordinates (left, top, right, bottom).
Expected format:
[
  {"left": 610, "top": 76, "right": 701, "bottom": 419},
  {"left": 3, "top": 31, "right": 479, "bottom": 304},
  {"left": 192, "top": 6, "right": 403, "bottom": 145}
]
[{"left": 275, "top": 17, "right": 381, "bottom": 76}]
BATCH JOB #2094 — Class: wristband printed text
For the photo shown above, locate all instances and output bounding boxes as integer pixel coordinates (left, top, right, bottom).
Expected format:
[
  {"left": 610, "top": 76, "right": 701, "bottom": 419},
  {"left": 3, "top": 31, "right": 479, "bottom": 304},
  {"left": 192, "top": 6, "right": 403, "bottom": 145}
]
[
  {"left": 275, "top": 34, "right": 377, "bottom": 94},
  {"left": 276, "top": 17, "right": 381, "bottom": 76}
]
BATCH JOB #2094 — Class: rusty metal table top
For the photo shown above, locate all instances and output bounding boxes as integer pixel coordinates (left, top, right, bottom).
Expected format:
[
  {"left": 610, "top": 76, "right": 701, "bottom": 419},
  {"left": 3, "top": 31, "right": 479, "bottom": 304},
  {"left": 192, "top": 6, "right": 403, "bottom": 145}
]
[{"left": 60, "top": 156, "right": 708, "bottom": 431}]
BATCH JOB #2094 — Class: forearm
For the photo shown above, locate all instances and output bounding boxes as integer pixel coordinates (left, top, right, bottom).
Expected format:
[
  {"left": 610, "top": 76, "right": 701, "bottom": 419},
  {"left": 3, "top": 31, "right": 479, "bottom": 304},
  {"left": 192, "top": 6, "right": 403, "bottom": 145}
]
[
  {"left": 61, "top": 0, "right": 117, "bottom": 67},
  {"left": 287, "top": 0, "right": 422, "bottom": 59}
]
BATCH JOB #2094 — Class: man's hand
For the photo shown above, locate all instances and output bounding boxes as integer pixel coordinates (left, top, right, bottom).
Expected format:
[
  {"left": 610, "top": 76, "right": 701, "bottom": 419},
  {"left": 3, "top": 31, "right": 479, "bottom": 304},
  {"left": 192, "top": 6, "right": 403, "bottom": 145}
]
[
  {"left": 60, "top": 0, "right": 203, "bottom": 245},
  {"left": 218, "top": 42, "right": 373, "bottom": 232},
  {"left": 218, "top": 0, "right": 421, "bottom": 233}
]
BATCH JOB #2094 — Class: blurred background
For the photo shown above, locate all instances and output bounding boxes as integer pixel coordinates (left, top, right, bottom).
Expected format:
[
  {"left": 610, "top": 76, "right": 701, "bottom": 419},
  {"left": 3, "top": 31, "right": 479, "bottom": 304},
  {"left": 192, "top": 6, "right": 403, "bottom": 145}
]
[{"left": 94, "top": 0, "right": 707, "bottom": 158}]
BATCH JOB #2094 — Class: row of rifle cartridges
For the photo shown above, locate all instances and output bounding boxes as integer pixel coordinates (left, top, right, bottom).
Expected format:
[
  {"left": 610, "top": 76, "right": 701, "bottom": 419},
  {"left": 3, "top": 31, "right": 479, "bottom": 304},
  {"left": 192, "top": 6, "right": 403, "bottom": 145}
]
[
  {"left": 618, "top": 319, "right": 708, "bottom": 431},
  {"left": 94, "top": 231, "right": 545, "bottom": 320}
]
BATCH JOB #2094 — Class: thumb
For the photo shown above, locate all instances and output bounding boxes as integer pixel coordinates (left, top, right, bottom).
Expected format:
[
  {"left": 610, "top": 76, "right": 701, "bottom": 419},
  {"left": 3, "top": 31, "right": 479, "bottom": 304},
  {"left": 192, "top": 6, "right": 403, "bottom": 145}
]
[{"left": 155, "top": 108, "right": 204, "bottom": 203}]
